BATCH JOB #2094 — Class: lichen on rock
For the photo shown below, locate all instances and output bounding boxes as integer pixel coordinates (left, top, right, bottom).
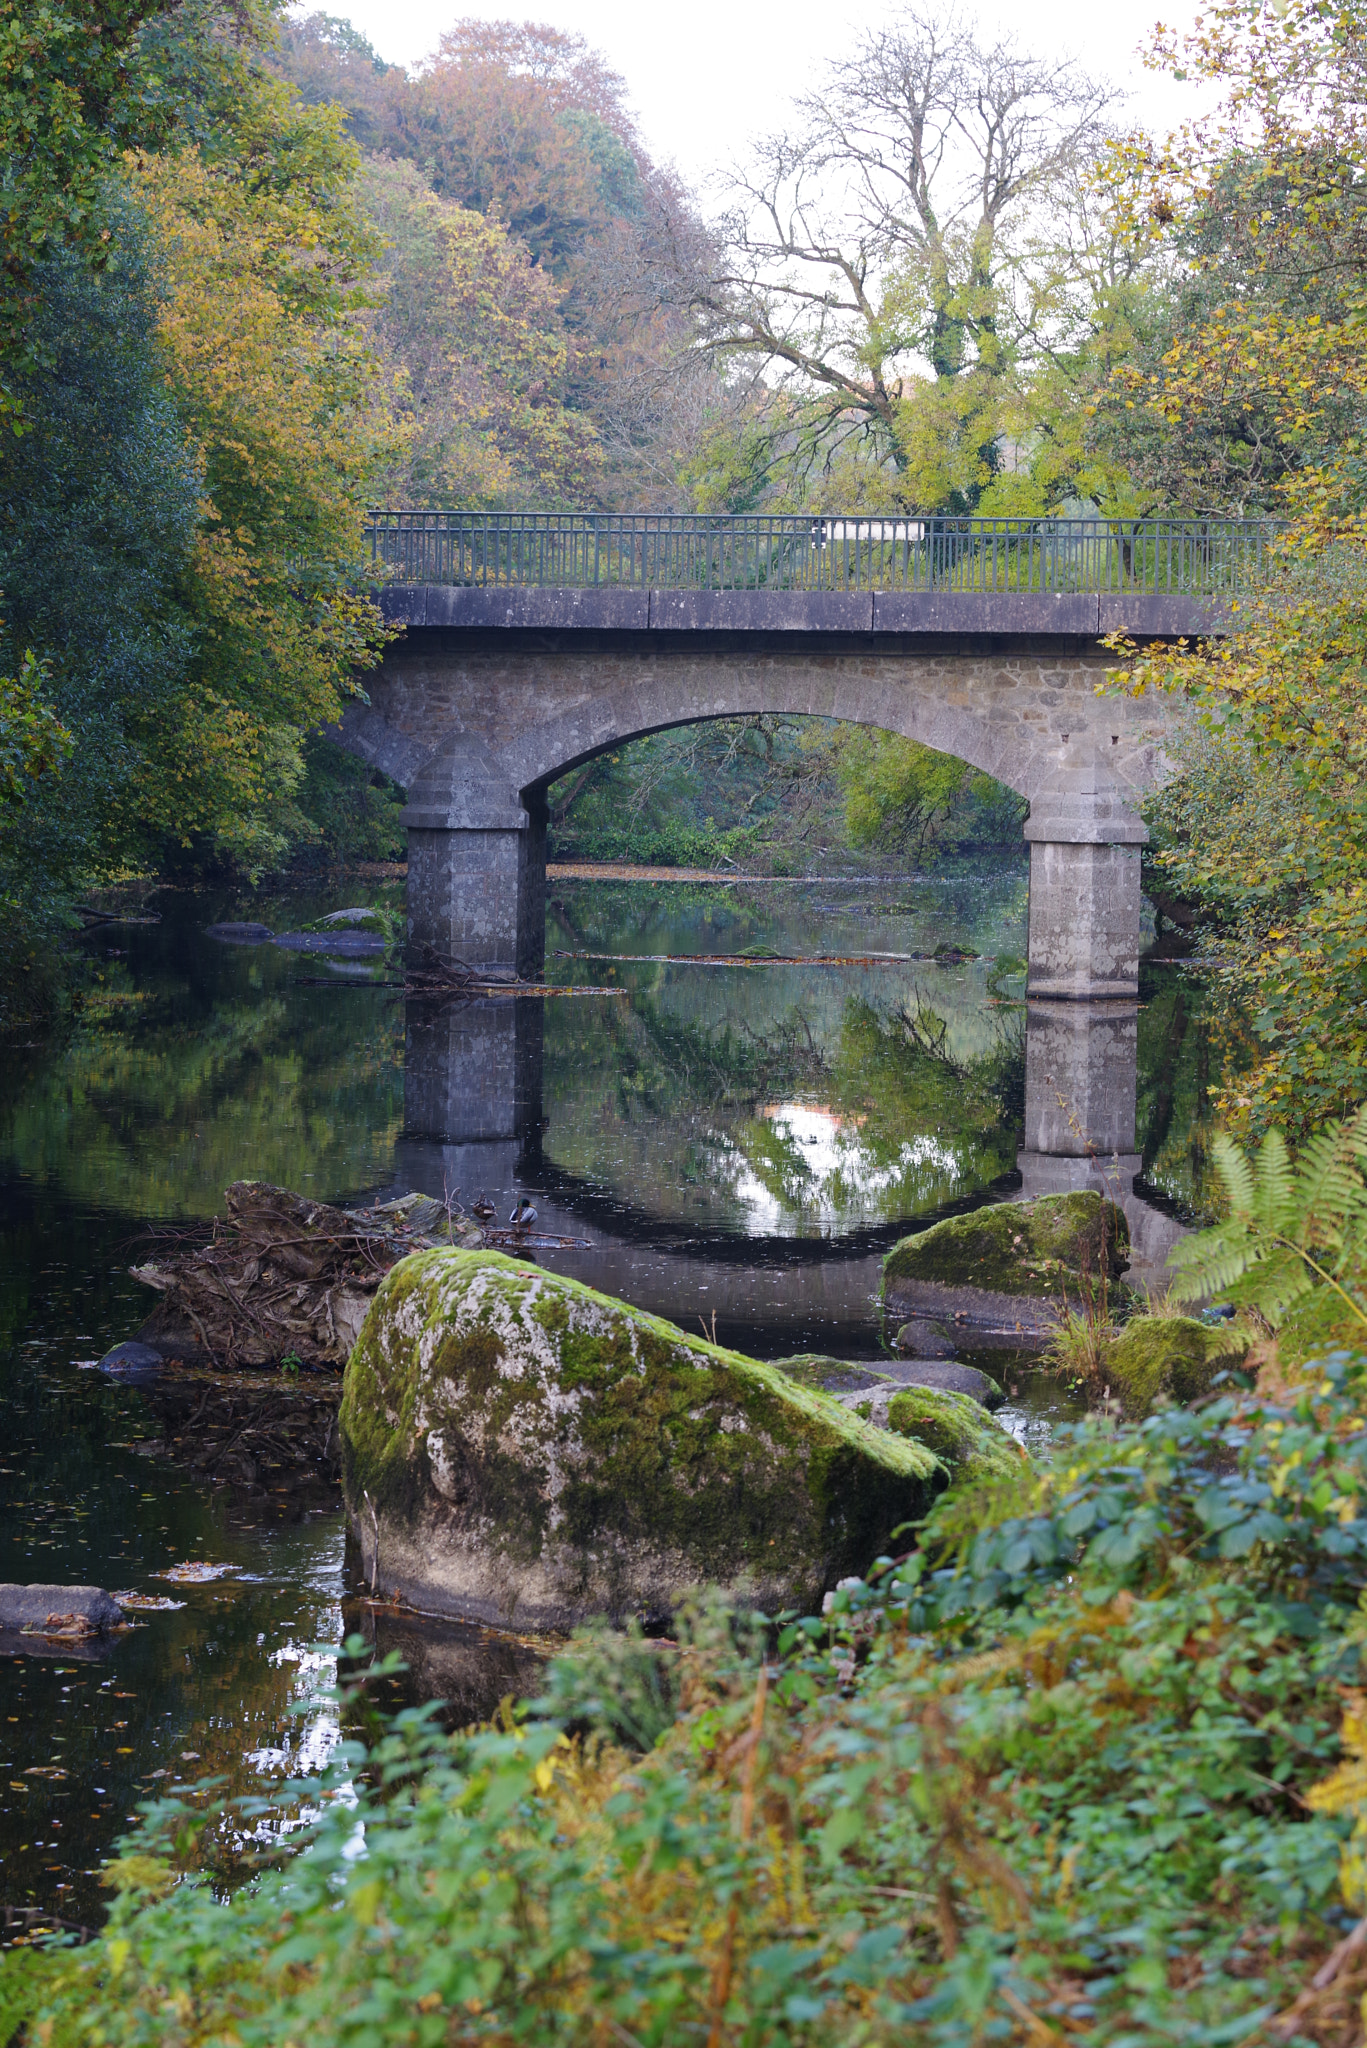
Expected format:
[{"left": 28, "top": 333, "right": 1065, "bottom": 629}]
[
  {"left": 340, "top": 1251, "right": 940, "bottom": 1630},
  {"left": 1106, "top": 1314, "right": 1250, "bottom": 1416},
  {"left": 884, "top": 1193, "right": 1129, "bottom": 1301}
]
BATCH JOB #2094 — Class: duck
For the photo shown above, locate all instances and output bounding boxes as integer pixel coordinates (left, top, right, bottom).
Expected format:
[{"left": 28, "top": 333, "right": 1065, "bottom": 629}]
[
  {"left": 509, "top": 1198, "right": 539, "bottom": 1228},
  {"left": 471, "top": 1196, "right": 496, "bottom": 1223}
]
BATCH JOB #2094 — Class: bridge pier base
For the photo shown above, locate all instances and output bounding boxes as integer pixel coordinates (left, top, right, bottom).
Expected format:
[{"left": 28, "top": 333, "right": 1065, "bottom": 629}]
[
  {"left": 1024, "top": 795, "right": 1146, "bottom": 1000},
  {"left": 405, "top": 819, "right": 546, "bottom": 979}
]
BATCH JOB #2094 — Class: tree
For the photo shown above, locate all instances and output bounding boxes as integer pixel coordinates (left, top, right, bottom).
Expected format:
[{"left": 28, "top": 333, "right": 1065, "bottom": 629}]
[
  {"left": 1113, "top": 0, "right": 1367, "bottom": 1140},
  {"left": 689, "top": 7, "right": 1114, "bottom": 510},
  {"left": 1093, "top": 0, "right": 1367, "bottom": 513},
  {"left": 364, "top": 155, "right": 601, "bottom": 505},
  {"left": 835, "top": 728, "right": 1024, "bottom": 858},
  {"left": 131, "top": 74, "right": 394, "bottom": 871},
  {"left": 0, "top": 0, "right": 269, "bottom": 415}
]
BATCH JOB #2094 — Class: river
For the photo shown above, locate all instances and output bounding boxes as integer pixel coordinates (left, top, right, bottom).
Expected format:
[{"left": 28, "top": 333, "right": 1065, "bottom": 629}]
[{"left": 0, "top": 861, "right": 1212, "bottom": 1927}]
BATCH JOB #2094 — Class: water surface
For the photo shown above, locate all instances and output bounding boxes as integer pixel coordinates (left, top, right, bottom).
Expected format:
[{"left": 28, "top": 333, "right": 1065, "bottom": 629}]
[{"left": 0, "top": 866, "right": 1210, "bottom": 1925}]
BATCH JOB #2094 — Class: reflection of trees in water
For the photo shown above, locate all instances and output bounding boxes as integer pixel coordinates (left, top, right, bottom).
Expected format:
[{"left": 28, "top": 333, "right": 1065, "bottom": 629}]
[
  {"left": 1136, "top": 970, "right": 1247, "bottom": 1222},
  {"left": 543, "top": 988, "right": 1024, "bottom": 1229},
  {"left": 0, "top": 963, "right": 403, "bottom": 1217}
]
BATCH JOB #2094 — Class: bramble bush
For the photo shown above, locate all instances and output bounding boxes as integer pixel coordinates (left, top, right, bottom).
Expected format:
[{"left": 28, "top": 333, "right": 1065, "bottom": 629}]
[{"left": 11, "top": 1361, "right": 1367, "bottom": 2043}]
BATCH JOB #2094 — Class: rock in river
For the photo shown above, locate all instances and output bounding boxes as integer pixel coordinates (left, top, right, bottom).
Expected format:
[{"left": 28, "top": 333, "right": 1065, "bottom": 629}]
[
  {"left": 883, "top": 1192, "right": 1130, "bottom": 1341},
  {"left": 0, "top": 1586, "right": 125, "bottom": 1635},
  {"left": 340, "top": 1251, "right": 940, "bottom": 1630},
  {"left": 1106, "top": 1314, "right": 1250, "bottom": 1416}
]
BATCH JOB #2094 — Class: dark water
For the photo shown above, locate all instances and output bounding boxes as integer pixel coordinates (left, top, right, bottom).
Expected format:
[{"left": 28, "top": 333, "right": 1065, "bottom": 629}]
[{"left": 0, "top": 867, "right": 1211, "bottom": 1927}]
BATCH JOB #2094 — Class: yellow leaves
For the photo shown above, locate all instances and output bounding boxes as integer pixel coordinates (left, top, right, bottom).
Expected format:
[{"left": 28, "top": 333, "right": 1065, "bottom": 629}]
[
  {"left": 124, "top": 100, "right": 393, "bottom": 870},
  {"left": 363, "top": 157, "right": 600, "bottom": 506},
  {"left": 1308, "top": 1690, "right": 1367, "bottom": 1908}
]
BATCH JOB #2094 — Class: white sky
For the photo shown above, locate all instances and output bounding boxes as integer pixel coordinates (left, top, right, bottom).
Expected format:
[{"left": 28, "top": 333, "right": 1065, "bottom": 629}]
[{"left": 313, "top": 0, "right": 1212, "bottom": 192}]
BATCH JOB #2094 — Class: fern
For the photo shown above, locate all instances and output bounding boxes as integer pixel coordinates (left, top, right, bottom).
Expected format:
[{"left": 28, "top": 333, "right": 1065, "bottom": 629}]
[{"left": 1169, "top": 1105, "right": 1367, "bottom": 1330}]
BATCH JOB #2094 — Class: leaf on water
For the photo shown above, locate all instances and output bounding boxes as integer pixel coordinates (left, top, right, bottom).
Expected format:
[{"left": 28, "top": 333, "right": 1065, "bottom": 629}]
[
  {"left": 114, "top": 1593, "right": 186, "bottom": 1611},
  {"left": 153, "top": 1562, "right": 242, "bottom": 1584}
]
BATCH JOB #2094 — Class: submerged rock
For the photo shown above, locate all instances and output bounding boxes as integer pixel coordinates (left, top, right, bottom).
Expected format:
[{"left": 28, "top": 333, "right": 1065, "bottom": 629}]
[
  {"left": 894, "top": 1318, "right": 958, "bottom": 1358},
  {"left": 1106, "top": 1315, "right": 1250, "bottom": 1416},
  {"left": 0, "top": 1586, "right": 125, "bottom": 1636},
  {"left": 96, "top": 1340, "right": 164, "bottom": 1378},
  {"left": 770, "top": 1355, "right": 898, "bottom": 1394},
  {"left": 885, "top": 1359, "right": 1005, "bottom": 1409},
  {"left": 204, "top": 922, "right": 273, "bottom": 945},
  {"left": 340, "top": 1252, "right": 939, "bottom": 1630},
  {"left": 778, "top": 1352, "right": 1005, "bottom": 1411}
]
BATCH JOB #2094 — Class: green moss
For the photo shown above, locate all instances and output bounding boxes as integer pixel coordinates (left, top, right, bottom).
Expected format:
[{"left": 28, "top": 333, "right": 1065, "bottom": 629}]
[
  {"left": 885, "top": 1387, "right": 1022, "bottom": 1482},
  {"left": 1105, "top": 1315, "right": 1251, "bottom": 1417},
  {"left": 883, "top": 1193, "right": 1129, "bottom": 1300},
  {"left": 771, "top": 1355, "right": 897, "bottom": 1394},
  {"left": 1276, "top": 1287, "right": 1367, "bottom": 1369},
  {"left": 341, "top": 1252, "right": 940, "bottom": 1623}
]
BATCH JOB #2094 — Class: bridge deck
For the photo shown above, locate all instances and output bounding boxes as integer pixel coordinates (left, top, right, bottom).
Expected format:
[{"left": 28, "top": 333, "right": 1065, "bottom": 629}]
[
  {"left": 365, "top": 511, "right": 1269, "bottom": 639},
  {"left": 372, "top": 583, "right": 1228, "bottom": 637}
]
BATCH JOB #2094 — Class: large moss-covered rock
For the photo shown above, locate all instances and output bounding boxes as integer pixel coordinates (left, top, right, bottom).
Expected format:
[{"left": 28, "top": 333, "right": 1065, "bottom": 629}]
[
  {"left": 341, "top": 1252, "right": 940, "bottom": 1630},
  {"left": 884, "top": 1388, "right": 1022, "bottom": 1483},
  {"left": 884, "top": 1193, "right": 1129, "bottom": 1300},
  {"left": 1106, "top": 1315, "right": 1250, "bottom": 1416}
]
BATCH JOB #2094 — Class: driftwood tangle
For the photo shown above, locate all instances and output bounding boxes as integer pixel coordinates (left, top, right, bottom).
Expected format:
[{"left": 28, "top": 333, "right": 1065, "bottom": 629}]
[{"left": 131, "top": 1181, "right": 484, "bottom": 1370}]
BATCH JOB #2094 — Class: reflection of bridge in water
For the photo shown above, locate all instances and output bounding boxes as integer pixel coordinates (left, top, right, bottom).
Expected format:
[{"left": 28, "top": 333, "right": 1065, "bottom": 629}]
[{"left": 391, "top": 992, "right": 1186, "bottom": 1357}]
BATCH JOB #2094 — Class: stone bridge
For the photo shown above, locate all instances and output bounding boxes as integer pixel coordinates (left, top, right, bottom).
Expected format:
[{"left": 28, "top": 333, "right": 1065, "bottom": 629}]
[{"left": 336, "top": 511, "right": 1265, "bottom": 1002}]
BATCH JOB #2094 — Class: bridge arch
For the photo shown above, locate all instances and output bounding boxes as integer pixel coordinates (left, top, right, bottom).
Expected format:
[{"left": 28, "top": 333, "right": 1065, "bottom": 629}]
[{"left": 336, "top": 629, "right": 1170, "bottom": 1002}]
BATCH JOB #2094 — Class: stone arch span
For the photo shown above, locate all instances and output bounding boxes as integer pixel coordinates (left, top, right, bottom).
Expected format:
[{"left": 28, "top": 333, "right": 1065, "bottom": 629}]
[{"left": 334, "top": 634, "right": 1170, "bottom": 997}]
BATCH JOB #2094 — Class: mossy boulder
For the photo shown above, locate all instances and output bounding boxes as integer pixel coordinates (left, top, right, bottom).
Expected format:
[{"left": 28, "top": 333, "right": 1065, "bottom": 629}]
[
  {"left": 884, "top": 1193, "right": 1129, "bottom": 1302},
  {"left": 1275, "top": 1289, "right": 1367, "bottom": 1371},
  {"left": 340, "top": 1252, "right": 940, "bottom": 1630},
  {"left": 771, "top": 1355, "right": 897, "bottom": 1394},
  {"left": 1106, "top": 1315, "right": 1251, "bottom": 1416},
  {"left": 884, "top": 1388, "right": 1022, "bottom": 1483}
]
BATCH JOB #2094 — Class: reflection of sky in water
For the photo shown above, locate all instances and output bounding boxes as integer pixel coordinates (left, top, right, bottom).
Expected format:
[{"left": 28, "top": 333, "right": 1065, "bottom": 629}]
[
  {"left": 722, "top": 1101, "right": 968, "bottom": 1230},
  {"left": 541, "top": 873, "right": 1032, "bottom": 1239}
]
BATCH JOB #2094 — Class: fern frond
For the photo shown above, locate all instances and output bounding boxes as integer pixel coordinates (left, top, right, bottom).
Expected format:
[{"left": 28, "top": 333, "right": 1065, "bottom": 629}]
[
  {"left": 1291, "top": 1120, "right": 1367, "bottom": 1250},
  {"left": 1211, "top": 1134, "right": 1257, "bottom": 1221},
  {"left": 1251, "top": 1129, "right": 1296, "bottom": 1231},
  {"left": 1168, "top": 1226, "right": 1257, "bottom": 1302},
  {"left": 1341, "top": 1104, "right": 1367, "bottom": 1169},
  {"left": 1245, "top": 1254, "right": 1318, "bottom": 1323}
]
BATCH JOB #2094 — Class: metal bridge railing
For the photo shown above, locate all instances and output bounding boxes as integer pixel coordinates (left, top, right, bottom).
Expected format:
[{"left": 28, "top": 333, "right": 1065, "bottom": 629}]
[{"left": 362, "top": 511, "right": 1276, "bottom": 595}]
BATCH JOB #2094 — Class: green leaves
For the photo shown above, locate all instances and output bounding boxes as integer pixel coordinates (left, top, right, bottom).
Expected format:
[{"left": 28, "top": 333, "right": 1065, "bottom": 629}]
[
  {"left": 1168, "top": 1105, "right": 1367, "bottom": 1332},
  {"left": 0, "top": 651, "right": 70, "bottom": 808}
]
